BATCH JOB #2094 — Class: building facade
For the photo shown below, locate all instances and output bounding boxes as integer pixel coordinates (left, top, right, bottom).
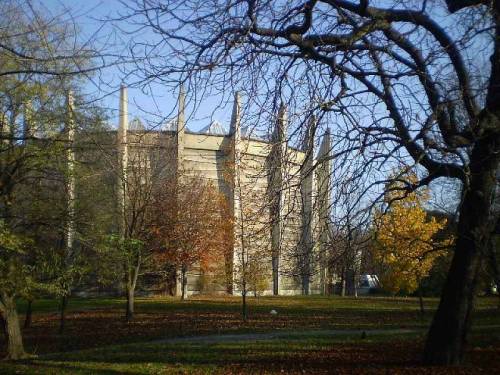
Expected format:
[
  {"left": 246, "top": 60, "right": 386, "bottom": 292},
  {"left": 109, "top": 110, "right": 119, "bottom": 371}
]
[{"left": 115, "top": 86, "right": 333, "bottom": 296}]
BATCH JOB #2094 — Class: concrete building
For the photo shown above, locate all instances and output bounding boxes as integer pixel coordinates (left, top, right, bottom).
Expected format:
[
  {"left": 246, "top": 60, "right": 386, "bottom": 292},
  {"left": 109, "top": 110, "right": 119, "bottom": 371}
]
[{"left": 115, "top": 86, "right": 333, "bottom": 296}]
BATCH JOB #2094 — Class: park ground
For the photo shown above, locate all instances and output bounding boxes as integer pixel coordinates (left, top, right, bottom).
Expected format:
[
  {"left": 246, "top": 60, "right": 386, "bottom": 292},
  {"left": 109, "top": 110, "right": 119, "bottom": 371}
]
[{"left": 0, "top": 295, "right": 499, "bottom": 374}]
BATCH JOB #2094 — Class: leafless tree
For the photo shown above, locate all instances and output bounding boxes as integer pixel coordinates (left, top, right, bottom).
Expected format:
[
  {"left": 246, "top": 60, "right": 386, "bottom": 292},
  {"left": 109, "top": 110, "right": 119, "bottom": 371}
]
[{"left": 122, "top": 0, "right": 499, "bottom": 365}]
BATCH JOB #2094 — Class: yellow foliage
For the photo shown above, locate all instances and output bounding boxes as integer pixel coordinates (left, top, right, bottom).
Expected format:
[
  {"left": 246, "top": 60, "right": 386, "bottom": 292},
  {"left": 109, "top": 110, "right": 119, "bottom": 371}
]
[{"left": 373, "top": 172, "right": 451, "bottom": 294}]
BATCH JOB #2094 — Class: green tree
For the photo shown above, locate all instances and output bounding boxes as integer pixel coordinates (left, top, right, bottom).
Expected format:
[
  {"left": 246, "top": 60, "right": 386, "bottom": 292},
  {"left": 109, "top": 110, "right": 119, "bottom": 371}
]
[
  {"left": 0, "top": 0, "right": 106, "bottom": 359},
  {"left": 0, "top": 221, "right": 61, "bottom": 359},
  {"left": 100, "top": 235, "right": 146, "bottom": 321}
]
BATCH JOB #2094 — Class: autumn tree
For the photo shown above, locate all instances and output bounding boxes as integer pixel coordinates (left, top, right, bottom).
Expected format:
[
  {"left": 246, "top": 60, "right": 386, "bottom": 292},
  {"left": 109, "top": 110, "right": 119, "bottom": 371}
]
[
  {"left": 149, "top": 173, "right": 232, "bottom": 300},
  {"left": 373, "top": 172, "right": 451, "bottom": 312}
]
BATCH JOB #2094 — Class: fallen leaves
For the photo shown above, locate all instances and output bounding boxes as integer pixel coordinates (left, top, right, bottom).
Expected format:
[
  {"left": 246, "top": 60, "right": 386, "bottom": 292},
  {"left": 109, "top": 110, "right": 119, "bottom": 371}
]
[{"left": 0, "top": 296, "right": 498, "bottom": 374}]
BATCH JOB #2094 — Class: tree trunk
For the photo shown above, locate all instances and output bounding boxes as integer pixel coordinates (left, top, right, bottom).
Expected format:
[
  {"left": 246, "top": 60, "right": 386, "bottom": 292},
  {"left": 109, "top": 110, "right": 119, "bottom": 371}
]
[
  {"left": 125, "top": 254, "right": 140, "bottom": 322},
  {"left": 125, "top": 286, "right": 134, "bottom": 322},
  {"left": 423, "top": 134, "right": 499, "bottom": 365},
  {"left": 340, "top": 268, "right": 346, "bottom": 297},
  {"left": 59, "top": 295, "right": 68, "bottom": 334},
  {"left": 0, "top": 315, "right": 5, "bottom": 336},
  {"left": 181, "top": 266, "right": 187, "bottom": 300},
  {"left": 165, "top": 279, "right": 170, "bottom": 296},
  {"left": 242, "top": 290, "right": 247, "bottom": 322},
  {"left": 418, "top": 289, "right": 425, "bottom": 316},
  {"left": 24, "top": 300, "right": 33, "bottom": 329},
  {"left": 302, "top": 275, "right": 310, "bottom": 296},
  {"left": 1, "top": 295, "right": 27, "bottom": 360},
  {"left": 353, "top": 269, "right": 358, "bottom": 298}
]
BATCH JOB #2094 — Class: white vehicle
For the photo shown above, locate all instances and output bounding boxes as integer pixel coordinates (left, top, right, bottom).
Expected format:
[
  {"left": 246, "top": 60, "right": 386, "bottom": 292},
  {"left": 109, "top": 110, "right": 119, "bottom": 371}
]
[
  {"left": 357, "top": 274, "right": 380, "bottom": 295},
  {"left": 491, "top": 283, "right": 498, "bottom": 295}
]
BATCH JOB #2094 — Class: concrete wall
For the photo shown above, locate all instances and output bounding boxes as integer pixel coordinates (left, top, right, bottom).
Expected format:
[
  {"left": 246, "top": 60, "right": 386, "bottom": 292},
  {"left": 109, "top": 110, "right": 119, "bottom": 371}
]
[{"left": 114, "top": 87, "right": 332, "bottom": 297}]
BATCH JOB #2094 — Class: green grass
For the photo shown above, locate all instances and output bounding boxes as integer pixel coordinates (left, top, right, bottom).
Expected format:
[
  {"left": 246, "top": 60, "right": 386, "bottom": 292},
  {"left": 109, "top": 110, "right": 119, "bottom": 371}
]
[
  {"left": 15, "top": 294, "right": 497, "bottom": 313},
  {"left": 2, "top": 329, "right": 500, "bottom": 374},
  {"left": 1, "top": 296, "right": 499, "bottom": 373},
  {"left": 15, "top": 294, "right": 499, "bottom": 330},
  {"left": 0, "top": 331, "right": 423, "bottom": 374}
]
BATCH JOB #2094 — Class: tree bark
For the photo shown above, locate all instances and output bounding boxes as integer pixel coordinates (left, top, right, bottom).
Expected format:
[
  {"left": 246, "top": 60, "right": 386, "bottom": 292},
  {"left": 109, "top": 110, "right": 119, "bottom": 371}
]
[
  {"left": 418, "top": 289, "right": 425, "bottom": 316},
  {"left": 125, "top": 285, "right": 134, "bottom": 322},
  {"left": 0, "top": 294, "right": 27, "bottom": 360},
  {"left": 242, "top": 289, "right": 247, "bottom": 322},
  {"left": 180, "top": 266, "right": 187, "bottom": 301},
  {"left": 125, "top": 252, "right": 140, "bottom": 322},
  {"left": 59, "top": 295, "right": 68, "bottom": 334},
  {"left": 302, "top": 274, "right": 310, "bottom": 295},
  {"left": 24, "top": 300, "right": 33, "bottom": 329},
  {"left": 0, "top": 315, "right": 5, "bottom": 336},
  {"left": 340, "top": 267, "right": 346, "bottom": 297},
  {"left": 352, "top": 268, "right": 358, "bottom": 298},
  {"left": 423, "top": 133, "right": 499, "bottom": 365}
]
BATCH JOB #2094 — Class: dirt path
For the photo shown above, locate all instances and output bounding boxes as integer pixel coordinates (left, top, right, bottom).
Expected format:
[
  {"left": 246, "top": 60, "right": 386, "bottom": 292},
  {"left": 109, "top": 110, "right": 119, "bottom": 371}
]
[
  {"left": 39, "top": 328, "right": 423, "bottom": 359},
  {"left": 152, "top": 328, "right": 421, "bottom": 345}
]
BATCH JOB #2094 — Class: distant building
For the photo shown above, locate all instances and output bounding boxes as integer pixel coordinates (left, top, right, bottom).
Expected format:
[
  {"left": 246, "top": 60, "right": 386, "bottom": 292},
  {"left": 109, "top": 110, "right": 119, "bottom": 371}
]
[{"left": 111, "top": 86, "right": 334, "bottom": 296}]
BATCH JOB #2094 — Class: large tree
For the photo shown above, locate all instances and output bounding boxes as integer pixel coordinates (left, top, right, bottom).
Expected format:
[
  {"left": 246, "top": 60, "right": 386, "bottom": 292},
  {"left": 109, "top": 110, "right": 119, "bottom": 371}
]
[
  {"left": 124, "top": 0, "right": 499, "bottom": 365},
  {"left": 149, "top": 173, "right": 232, "bottom": 300},
  {"left": 0, "top": 0, "right": 108, "bottom": 359}
]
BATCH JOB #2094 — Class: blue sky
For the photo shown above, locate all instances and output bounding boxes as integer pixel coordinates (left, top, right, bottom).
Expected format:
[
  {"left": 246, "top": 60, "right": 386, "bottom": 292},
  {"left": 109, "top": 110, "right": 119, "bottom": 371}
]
[
  {"left": 37, "top": 0, "right": 468, "bottom": 214},
  {"left": 42, "top": 0, "right": 235, "bottom": 132}
]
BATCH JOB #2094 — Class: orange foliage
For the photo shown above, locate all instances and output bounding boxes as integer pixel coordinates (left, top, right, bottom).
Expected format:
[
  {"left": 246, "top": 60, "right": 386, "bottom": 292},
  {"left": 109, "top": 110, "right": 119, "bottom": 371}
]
[
  {"left": 148, "top": 173, "right": 233, "bottom": 279},
  {"left": 373, "top": 171, "right": 452, "bottom": 294}
]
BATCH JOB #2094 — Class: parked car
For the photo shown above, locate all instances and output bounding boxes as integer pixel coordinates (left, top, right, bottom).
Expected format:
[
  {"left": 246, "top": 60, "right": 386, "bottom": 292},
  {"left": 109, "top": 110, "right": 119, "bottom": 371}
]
[{"left": 358, "top": 274, "right": 380, "bottom": 295}]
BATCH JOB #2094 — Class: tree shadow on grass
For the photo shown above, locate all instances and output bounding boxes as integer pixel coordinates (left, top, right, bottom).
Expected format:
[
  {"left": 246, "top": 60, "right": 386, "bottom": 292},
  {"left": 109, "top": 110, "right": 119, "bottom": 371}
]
[
  {"left": 37, "top": 340, "right": 421, "bottom": 372},
  {"left": 5, "top": 333, "right": 500, "bottom": 374}
]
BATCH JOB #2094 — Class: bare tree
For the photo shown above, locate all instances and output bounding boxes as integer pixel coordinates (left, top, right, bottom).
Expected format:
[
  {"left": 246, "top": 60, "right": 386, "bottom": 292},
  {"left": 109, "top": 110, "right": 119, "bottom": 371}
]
[
  {"left": 120, "top": 124, "right": 170, "bottom": 320},
  {"left": 122, "top": 0, "right": 499, "bottom": 365}
]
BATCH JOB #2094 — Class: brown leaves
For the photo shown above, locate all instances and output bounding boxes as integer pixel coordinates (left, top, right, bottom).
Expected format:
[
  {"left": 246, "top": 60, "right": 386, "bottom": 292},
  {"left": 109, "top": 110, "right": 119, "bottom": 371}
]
[{"left": 148, "top": 174, "right": 232, "bottom": 275}]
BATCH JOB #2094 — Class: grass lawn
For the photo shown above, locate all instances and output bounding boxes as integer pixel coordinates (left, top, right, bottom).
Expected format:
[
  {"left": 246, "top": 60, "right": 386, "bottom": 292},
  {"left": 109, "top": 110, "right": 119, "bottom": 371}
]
[{"left": 1, "top": 295, "right": 499, "bottom": 373}]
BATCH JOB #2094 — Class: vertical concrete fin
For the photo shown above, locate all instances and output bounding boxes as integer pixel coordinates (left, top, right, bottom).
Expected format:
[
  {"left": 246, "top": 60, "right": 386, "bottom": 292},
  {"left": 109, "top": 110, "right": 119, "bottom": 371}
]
[
  {"left": 273, "top": 102, "right": 287, "bottom": 143},
  {"left": 176, "top": 84, "right": 186, "bottom": 170},
  {"left": 230, "top": 91, "right": 241, "bottom": 136},
  {"left": 118, "top": 84, "right": 129, "bottom": 236},
  {"left": 318, "top": 127, "right": 331, "bottom": 159},
  {"left": 174, "top": 84, "right": 186, "bottom": 296},
  {"left": 229, "top": 91, "right": 242, "bottom": 296},
  {"left": 118, "top": 84, "right": 129, "bottom": 157},
  {"left": 299, "top": 115, "right": 316, "bottom": 295},
  {"left": 229, "top": 91, "right": 242, "bottom": 215},
  {"left": 65, "top": 90, "right": 76, "bottom": 262},
  {"left": 316, "top": 128, "right": 332, "bottom": 294},
  {"left": 269, "top": 102, "right": 288, "bottom": 296}
]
